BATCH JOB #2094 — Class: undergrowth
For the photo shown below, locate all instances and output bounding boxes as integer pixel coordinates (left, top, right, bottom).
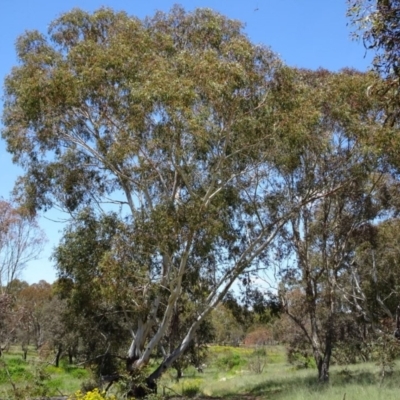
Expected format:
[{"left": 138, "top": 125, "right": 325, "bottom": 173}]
[{"left": 2, "top": 344, "right": 400, "bottom": 399}]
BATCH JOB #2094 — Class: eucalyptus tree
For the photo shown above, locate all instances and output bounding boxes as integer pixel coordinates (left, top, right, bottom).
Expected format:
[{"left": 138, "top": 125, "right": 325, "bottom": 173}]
[
  {"left": 348, "top": 0, "right": 400, "bottom": 78},
  {"left": 349, "top": 217, "right": 400, "bottom": 322},
  {"left": 347, "top": 1, "right": 400, "bottom": 334},
  {"left": 2, "top": 6, "right": 330, "bottom": 385},
  {"left": 348, "top": 0, "right": 400, "bottom": 167},
  {"left": 276, "top": 68, "right": 388, "bottom": 382},
  {"left": 16, "top": 280, "right": 52, "bottom": 359}
]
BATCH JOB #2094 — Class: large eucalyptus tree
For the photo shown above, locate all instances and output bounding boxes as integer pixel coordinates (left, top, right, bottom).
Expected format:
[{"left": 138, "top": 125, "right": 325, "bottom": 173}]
[{"left": 1, "top": 6, "right": 357, "bottom": 386}]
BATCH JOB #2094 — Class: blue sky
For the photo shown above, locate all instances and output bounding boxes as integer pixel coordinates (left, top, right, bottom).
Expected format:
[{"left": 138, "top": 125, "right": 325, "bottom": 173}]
[{"left": 0, "top": 0, "right": 372, "bottom": 284}]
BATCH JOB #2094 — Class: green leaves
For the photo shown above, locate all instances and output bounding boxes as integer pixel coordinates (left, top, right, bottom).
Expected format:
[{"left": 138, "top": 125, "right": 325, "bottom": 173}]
[{"left": 2, "top": 6, "right": 280, "bottom": 220}]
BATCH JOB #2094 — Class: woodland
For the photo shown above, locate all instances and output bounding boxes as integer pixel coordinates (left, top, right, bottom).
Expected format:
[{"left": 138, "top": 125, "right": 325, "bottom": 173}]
[{"left": 1, "top": 0, "right": 400, "bottom": 398}]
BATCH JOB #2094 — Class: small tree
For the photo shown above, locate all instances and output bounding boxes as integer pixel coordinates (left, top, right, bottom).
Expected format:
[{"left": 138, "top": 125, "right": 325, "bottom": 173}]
[
  {"left": 0, "top": 201, "right": 45, "bottom": 293},
  {"left": 16, "top": 280, "right": 52, "bottom": 351},
  {"left": 275, "top": 69, "right": 387, "bottom": 382},
  {"left": 211, "top": 304, "right": 244, "bottom": 346},
  {"left": 0, "top": 200, "right": 45, "bottom": 355}
]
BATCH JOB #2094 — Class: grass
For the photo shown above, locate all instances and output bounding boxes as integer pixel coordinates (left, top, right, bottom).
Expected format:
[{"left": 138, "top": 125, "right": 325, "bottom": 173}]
[
  {"left": 160, "top": 345, "right": 400, "bottom": 400},
  {"left": 0, "top": 346, "right": 88, "bottom": 397},
  {"left": 2, "top": 344, "right": 400, "bottom": 399}
]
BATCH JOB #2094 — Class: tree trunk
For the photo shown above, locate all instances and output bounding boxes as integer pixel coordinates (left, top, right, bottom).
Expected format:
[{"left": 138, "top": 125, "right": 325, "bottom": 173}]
[
  {"left": 21, "top": 343, "right": 28, "bottom": 361},
  {"left": 145, "top": 313, "right": 203, "bottom": 384},
  {"left": 318, "top": 358, "right": 329, "bottom": 382},
  {"left": 317, "top": 332, "right": 332, "bottom": 383},
  {"left": 55, "top": 344, "right": 62, "bottom": 367},
  {"left": 68, "top": 348, "right": 73, "bottom": 364},
  {"left": 176, "top": 367, "right": 183, "bottom": 381}
]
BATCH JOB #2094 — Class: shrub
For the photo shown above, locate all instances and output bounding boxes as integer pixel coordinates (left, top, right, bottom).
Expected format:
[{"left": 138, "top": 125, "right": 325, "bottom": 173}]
[
  {"left": 248, "top": 348, "right": 267, "bottom": 374},
  {"left": 45, "top": 365, "right": 62, "bottom": 375},
  {"left": 287, "top": 348, "right": 316, "bottom": 369},
  {"left": 70, "top": 368, "right": 89, "bottom": 379},
  {"left": 182, "top": 380, "right": 202, "bottom": 398},
  {"left": 252, "top": 347, "right": 267, "bottom": 357},
  {"left": 215, "top": 352, "right": 244, "bottom": 370},
  {"left": 6, "top": 358, "right": 25, "bottom": 367},
  {"left": 70, "top": 388, "right": 116, "bottom": 400}
]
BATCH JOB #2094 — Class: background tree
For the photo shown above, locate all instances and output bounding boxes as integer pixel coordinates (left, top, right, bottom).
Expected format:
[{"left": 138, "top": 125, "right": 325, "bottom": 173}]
[
  {"left": 16, "top": 280, "right": 52, "bottom": 359},
  {"left": 0, "top": 201, "right": 45, "bottom": 293},
  {"left": 345, "top": 218, "right": 400, "bottom": 325},
  {"left": 0, "top": 291, "right": 15, "bottom": 356},
  {"left": 210, "top": 303, "right": 245, "bottom": 346},
  {"left": 39, "top": 295, "right": 76, "bottom": 367},
  {"left": 0, "top": 280, "right": 28, "bottom": 356},
  {"left": 275, "top": 68, "right": 388, "bottom": 382}
]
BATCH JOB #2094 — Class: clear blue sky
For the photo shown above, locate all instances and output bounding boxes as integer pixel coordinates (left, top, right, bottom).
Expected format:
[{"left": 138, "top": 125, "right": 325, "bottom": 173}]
[{"left": 0, "top": 0, "right": 372, "bottom": 284}]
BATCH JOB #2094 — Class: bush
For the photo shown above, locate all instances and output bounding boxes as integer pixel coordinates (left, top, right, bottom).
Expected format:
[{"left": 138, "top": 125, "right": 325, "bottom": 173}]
[
  {"left": 70, "top": 388, "right": 116, "bottom": 400},
  {"left": 287, "top": 349, "right": 316, "bottom": 369},
  {"left": 182, "top": 380, "right": 201, "bottom": 398},
  {"left": 215, "top": 352, "right": 244, "bottom": 370},
  {"left": 248, "top": 348, "right": 267, "bottom": 374},
  {"left": 70, "top": 368, "right": 89, "bottom": 379},
  {"left": 252, "top": 347, "right": 267, "bottom": 357}
]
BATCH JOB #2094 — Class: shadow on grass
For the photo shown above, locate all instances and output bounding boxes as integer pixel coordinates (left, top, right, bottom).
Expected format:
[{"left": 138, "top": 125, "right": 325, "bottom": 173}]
[
  {"left": 217, "top": 368, "right": 384, "bottom": 399},
  {"left": 248, "top": 373, "right": 318, "bottom": 397},
  {"left": 245, "top": 369, "right": 399, "bottom": 396}
]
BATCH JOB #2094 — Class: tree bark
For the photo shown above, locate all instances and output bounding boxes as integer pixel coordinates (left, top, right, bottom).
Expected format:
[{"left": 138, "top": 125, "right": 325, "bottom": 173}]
[
  {"left": 318, "top": 358, "right": 330, "bottom": 383},
  {"left": 317, "top": 344, "right": 332, "bottom": 383}
]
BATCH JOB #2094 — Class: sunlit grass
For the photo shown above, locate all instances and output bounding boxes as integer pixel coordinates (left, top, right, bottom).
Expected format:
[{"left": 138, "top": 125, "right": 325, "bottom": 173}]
[{"left": 160, "top": 344, "right": 400, "bottom": 400}]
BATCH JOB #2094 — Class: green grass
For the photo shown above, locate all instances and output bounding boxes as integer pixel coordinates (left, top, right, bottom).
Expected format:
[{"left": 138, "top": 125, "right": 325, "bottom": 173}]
[
  {"left": 0, "top": 348, "right": 88, "bottom": 397},
  {"left": 2, "top": 344, "right": 400, "bottom": 399},
  {"left": 159, "top": 345, "right": 400, "bottom": 400}
]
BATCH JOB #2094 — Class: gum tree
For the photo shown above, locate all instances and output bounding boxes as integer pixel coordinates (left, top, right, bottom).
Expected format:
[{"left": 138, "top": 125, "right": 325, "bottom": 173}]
[
  {"left": 348, "top": 0, "right": 400, "bottom": 161},
  {"left": 276, "top": 69, "right": 389, "bottom": 382},
  {"left": 2, "top": 6, "right": 339, "bottom": 386}
]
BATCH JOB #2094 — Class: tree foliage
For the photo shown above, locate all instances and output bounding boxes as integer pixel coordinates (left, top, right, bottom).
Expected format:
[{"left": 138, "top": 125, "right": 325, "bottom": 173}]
[
  {"left": 348, "top": 0, "right": 400, "bottom": 132},
  {"left": 348, "top": 0, "right": 400, "bottom": 79}
]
